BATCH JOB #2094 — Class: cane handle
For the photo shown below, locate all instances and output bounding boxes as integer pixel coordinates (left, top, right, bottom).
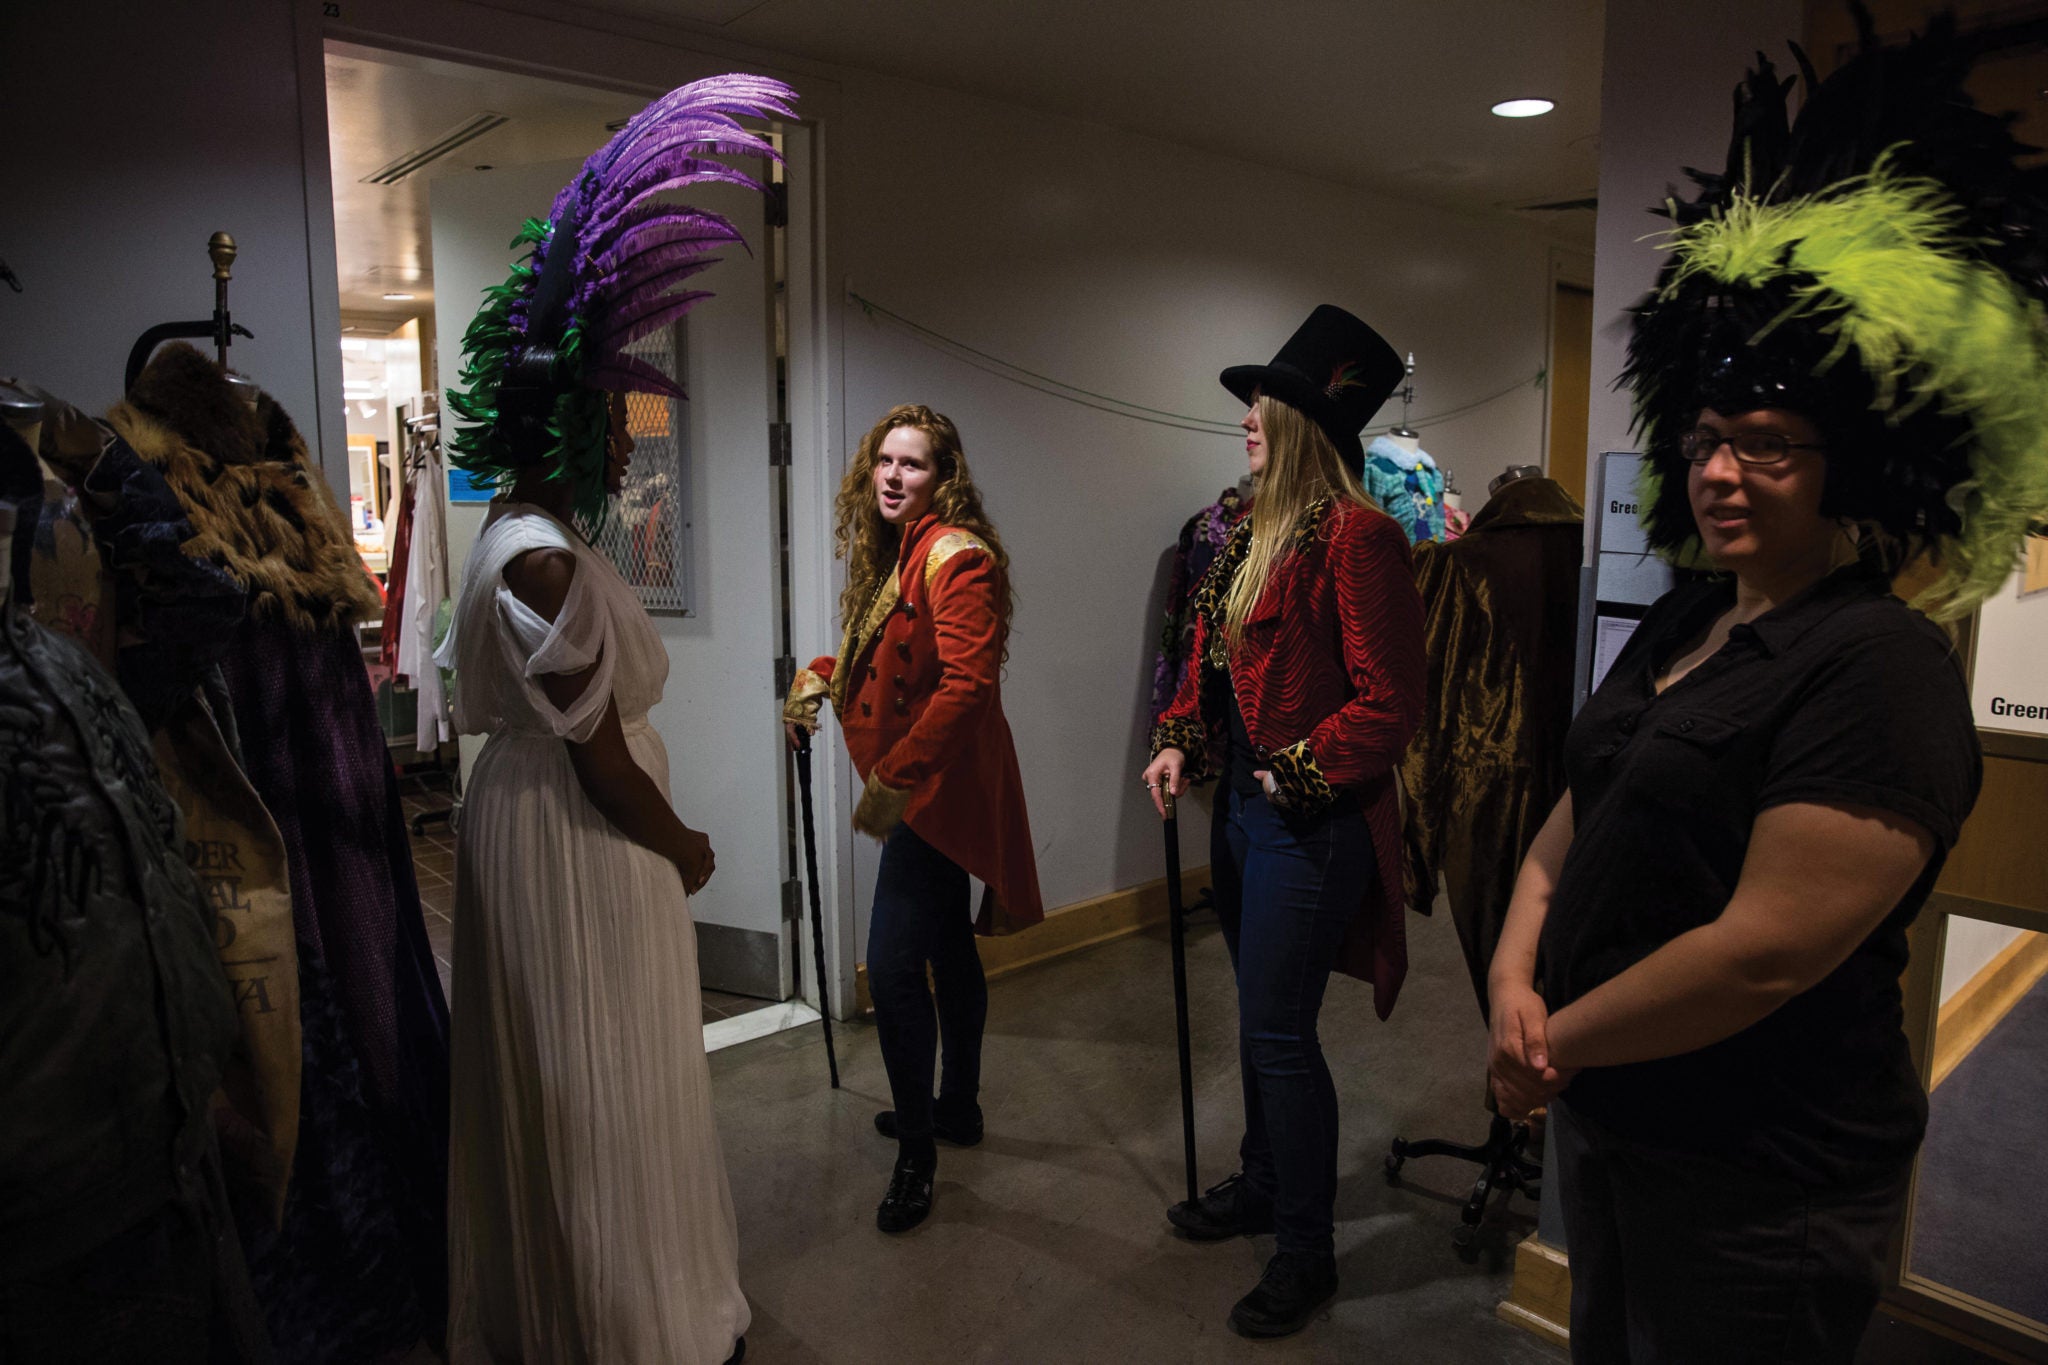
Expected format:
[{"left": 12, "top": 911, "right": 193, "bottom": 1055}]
[{"left": 1162, "top": 787, "right": 1177, "bottom": 820}]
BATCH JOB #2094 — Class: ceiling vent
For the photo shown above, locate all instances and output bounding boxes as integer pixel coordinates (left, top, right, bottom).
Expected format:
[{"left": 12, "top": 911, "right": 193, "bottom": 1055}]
[{"left": 361, "top": 112, "right": 511, "bottom": 185}]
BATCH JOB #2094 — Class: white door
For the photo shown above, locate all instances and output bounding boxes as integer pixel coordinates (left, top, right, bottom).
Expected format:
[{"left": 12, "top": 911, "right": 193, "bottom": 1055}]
[{"left": 431, "top": 158, "right": 790, "bottom": 1000}]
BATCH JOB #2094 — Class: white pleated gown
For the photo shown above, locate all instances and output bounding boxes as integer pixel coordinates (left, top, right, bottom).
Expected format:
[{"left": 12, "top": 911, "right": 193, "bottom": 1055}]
[{"left": 439, "top": 503, "right": 748, "bottom": 1364}]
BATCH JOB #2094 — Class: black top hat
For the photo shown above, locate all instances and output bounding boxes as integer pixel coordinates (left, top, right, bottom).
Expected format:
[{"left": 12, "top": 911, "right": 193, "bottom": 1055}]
[{"left": 1220, "top": 305, "right": 1404, "bottom": 475}]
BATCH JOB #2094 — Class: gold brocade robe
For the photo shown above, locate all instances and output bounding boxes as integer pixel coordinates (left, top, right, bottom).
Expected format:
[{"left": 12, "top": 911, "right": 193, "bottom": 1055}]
[{"left": 1400, "top": 476, "right": 1584, "bottom": 1013}]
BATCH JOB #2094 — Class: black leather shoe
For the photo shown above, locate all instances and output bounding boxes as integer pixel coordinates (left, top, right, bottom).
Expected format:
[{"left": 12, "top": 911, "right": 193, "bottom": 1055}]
[
  {"left": 1166, "top": 1171, "right": 1275, "bottom": 1241},
  {"left": 1228, "top": 1250, "right": 1338, "bottom": 1339},
  {"left": 873, "top": 1099, "right": 984, "bottom": 1147},
  {"left": 876, "top": 1154, "right": 936, "bottom": 1234}
]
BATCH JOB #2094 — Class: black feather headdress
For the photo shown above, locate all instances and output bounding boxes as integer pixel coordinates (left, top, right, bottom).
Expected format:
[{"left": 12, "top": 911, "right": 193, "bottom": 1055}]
[{"left": 1623, "top": 6, "right": 2048, "bottom": 615}]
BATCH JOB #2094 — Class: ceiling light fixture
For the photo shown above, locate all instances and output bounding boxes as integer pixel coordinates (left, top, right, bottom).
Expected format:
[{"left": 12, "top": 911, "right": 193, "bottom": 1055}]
[
  {"left": 382, "top": 292, "right": 416, "bottom": 301},
  {"left": 1492, "top": 98, "right": 1555, "bottom": 119}
]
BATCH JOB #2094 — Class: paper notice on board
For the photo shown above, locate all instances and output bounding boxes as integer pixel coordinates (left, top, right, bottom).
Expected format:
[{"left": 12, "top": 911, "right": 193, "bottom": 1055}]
[
  {"left": 1968, "top": 539, "right": 2048, "bottom": 736},
  {"left": 1592, "top": 616, "right": 1638, "bottom": 692}
]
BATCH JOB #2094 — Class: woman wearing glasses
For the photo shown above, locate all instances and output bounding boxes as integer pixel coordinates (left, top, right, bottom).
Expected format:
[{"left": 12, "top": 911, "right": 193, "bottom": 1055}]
[{"left": 1475, "top": 27, "right": 2048, "bottom": 1361}]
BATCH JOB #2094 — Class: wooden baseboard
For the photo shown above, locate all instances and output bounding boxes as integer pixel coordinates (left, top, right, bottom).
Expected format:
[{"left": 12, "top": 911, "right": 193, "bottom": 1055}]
[
  {"left": 1498, "top": 1234, "right": 1571, "bottom": 1350},
  {"left": 1932, "top": 929, "right": 2048, "bottom": 1091},
  {"left": 850, "top": 866, "right": 1212, "bottom": 1018}
]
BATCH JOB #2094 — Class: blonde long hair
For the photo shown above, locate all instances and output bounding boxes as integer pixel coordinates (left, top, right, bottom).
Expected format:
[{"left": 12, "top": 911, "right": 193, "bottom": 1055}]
[
  {"left": 834, "top": 404, "right": 1014, "bottom": 645},
  {"left": 1222, "top": 395, "right": 1376, "bottom": 645}
]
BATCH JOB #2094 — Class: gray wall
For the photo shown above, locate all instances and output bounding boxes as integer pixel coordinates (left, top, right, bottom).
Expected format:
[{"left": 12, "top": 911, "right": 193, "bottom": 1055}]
[
  {"left": 0, "top": 0, "right": 343, "bottom": 478},
  {"left": 829, "top": 68, "right": 1566, "bottom": 947}
]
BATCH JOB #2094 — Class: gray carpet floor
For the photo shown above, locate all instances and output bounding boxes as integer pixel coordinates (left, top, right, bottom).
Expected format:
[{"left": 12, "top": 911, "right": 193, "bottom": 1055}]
[
  {"left": 706, "top": 900, "right": 1561, "bottom": 1363},
  {"left": 1907, "top": 970, "right": 2048, "bottom": 1326}
]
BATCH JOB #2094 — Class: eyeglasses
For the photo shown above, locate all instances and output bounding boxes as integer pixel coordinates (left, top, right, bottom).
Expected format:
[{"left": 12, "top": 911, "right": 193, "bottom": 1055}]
[{"left": 1677, "top": 428, "right": 1826, "bottom": 466}]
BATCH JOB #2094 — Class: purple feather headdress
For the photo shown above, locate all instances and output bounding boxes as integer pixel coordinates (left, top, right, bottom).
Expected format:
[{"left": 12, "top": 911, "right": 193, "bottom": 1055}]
[{"left": 447, "top": 73, "right": 797, "bottom": 522}]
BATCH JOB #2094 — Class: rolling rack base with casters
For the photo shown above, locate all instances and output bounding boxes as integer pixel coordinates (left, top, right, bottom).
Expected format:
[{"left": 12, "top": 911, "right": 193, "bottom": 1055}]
[{"left": 1385, "top": 1113, "right": 1542, "bottom": 1252}]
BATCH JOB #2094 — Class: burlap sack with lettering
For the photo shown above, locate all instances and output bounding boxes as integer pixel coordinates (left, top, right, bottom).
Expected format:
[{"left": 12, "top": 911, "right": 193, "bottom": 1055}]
[{"left": 153, "top": 697, "right": 302, "bottom": 1224}]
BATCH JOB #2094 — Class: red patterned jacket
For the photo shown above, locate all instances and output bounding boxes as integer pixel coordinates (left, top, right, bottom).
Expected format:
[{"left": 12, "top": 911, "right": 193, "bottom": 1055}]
[
  {"left": 785, "top": 515, "right": 1043, "bottom": 934},
  {"left": 1152, "top": 496, "right": 1427, "bottom": 1016}
]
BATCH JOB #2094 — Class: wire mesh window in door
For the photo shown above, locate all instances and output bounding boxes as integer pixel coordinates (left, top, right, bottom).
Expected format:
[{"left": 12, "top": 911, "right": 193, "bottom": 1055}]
[{"left": 590, "top": 326, "right": 692, "bottom": 613}]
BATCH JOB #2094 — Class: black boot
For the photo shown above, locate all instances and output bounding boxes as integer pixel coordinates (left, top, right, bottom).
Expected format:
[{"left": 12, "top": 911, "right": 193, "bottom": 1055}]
[
  {"left": 873, "top": 1096, "right": 984, "bottom": 1147},
  {"left": 1228, "top": 1250, "right": 1338, "bottom": 1339},
  {"left": 1166, "top": 1171, "right": 1275, "bottom": 1241},
  {"left": 876, "top": 1151, "right": 936, "bottom": 1234}
]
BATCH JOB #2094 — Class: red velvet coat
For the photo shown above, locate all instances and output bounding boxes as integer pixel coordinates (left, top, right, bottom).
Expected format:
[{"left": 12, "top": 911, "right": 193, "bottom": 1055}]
[
  {"left": 787, "top": 516, "right": 1043, "bottom": 933},
  {"left": 1152, "top": 496, "right": 1427, "bottom": 1015}
]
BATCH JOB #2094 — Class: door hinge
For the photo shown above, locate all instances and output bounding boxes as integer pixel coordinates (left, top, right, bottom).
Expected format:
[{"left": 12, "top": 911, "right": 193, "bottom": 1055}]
[
  {"left": 769, "top": 421, "right": 792, "bottom": 467},
  {"left": 774, "top": 653, "right": 796, "bottom": 695},
  {"left": 781, "top": 877, "right": 803, "bottom": 924}
]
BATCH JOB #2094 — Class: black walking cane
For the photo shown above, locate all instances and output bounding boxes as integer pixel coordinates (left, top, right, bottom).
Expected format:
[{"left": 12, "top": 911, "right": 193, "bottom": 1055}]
[
  {"left": 1162, "top": 785, "right": 1198, "bottom": 1205},
  {"left": 794, "top": 731, "right": 840, "bottom": 1088}
]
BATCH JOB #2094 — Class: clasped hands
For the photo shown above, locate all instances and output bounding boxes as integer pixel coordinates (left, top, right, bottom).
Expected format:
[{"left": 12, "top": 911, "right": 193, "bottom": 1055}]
[{"left": 1487, "top": 980, "right": 1577, "bottom": 1121}]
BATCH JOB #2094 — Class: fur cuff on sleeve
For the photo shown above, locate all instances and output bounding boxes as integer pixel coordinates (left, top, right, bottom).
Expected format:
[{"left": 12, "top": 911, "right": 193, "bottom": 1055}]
[
  {"left": 852, "top": 770, "right": 913, "bottom": 838},
  {"left": 782, "top": 666, "right": 831, "bottom": 731},
  {"left": 1267, "top": 740, "right": 1335, "bottom": 815},
  {"left": 1149, "top": 715, "right": 1211, "bottom": 783}
]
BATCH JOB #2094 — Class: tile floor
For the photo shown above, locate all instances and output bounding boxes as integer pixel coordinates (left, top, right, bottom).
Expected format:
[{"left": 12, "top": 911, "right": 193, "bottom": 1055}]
[{"left": 397, "top": 771, "right": 771, "bottom": 1027}]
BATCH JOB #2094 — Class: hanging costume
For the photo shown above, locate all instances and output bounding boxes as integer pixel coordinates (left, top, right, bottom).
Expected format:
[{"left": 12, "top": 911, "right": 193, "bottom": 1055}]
[
  {"left": 1361, "top": 435, "right": 1446, "bottom": 544},
  {"left": 438, "top": 72, "right": 795, "bottom": 1365},
  {"left": 108, "top": 344, "right": 452, "bottom": 1364},
  {"left": 21, "top": 387, "right": 306, "bottom": 1233},
  {"left": 1400, "top": 474, "right": 1583, "bottom": 1009},
  {"left": 0, "top": 431, "right": 271, "bottom": 1363},
  {"left": 1150, "top": 483, "right": 1248, "bottom": 724},
  {"left": 396, "top": 428, "right": 452, "bottom": 751}
]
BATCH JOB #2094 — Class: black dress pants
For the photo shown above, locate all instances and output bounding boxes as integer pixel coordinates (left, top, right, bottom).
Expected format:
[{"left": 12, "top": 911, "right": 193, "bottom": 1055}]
[
  {"left": 1551, "top": 1098, "right": 1911, "bottom": 1364},
  {"left": 866, "top": 822, "right": 987, "bottom": 1145}
]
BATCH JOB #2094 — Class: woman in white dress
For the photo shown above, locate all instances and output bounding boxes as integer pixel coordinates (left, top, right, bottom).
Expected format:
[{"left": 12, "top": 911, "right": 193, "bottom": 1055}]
[
  {"left": 440, "top": 398, "right": 745, "bottom": 1364},
  {"left": 429, "top": 71, "right": 798, "bottom": 1365}
]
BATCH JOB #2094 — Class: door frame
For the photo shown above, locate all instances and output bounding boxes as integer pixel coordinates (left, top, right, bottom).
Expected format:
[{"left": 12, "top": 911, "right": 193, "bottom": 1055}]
[{"left": 295, "top": 0, "right": 858, "bottom": 1017}]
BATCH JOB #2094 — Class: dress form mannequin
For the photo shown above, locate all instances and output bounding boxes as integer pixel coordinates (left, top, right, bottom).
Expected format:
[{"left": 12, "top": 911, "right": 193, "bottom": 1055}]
[{"left": 1488, "top": 464, "right": 1542, "bottom": 497}]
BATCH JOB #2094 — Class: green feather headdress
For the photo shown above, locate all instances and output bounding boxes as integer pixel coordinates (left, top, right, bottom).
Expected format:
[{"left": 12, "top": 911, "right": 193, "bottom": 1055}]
[
  {"left": 445, "top": 219, "right": 611, "bottom": 523},
  {"left": 443, "top": 75, "right": 796, "bottom": 526},
  {"left": 1622, "top": 8, "right": 2048, "bottom": 617}
]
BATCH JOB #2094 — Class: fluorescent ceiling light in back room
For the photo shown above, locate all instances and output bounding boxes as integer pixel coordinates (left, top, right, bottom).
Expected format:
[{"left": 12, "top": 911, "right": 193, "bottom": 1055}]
[
  {"left": 383, "top": 292, "right": 416, "bottom": 301},
  {"left": 1492, "top": 98, "right": 1555, "bottom": 118}
]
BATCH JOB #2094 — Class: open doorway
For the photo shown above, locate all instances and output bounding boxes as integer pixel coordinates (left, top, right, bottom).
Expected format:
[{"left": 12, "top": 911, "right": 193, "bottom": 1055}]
[{"left": 323, "top": 42, "right": 813, "bottom": 1045}]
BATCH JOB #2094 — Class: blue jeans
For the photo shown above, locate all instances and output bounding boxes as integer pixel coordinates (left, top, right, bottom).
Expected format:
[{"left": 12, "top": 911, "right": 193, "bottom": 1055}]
[
  {"left": 1210, "top": 785, "right": 1375, "bottom": 1258},
  {"left": 867, "top": 822, "right": 988, "bottom": 1145}
]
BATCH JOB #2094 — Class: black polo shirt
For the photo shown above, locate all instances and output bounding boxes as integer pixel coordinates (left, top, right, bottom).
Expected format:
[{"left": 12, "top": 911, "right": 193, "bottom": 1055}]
[{"left": 1540, "top": 561, "right": 1981, "bottom": 1185}]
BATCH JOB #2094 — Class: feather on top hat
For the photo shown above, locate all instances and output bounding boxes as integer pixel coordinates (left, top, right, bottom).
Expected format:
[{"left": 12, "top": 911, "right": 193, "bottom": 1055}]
[
  {"left": 445, "top": 73, "right": 797, "bottom": 525},
  {"left": 1623, "top": 5, "right": 2048, "bottom": 617},
  {"left": 1221, "top": 305, "right": 1404, "bottom": 475}
]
